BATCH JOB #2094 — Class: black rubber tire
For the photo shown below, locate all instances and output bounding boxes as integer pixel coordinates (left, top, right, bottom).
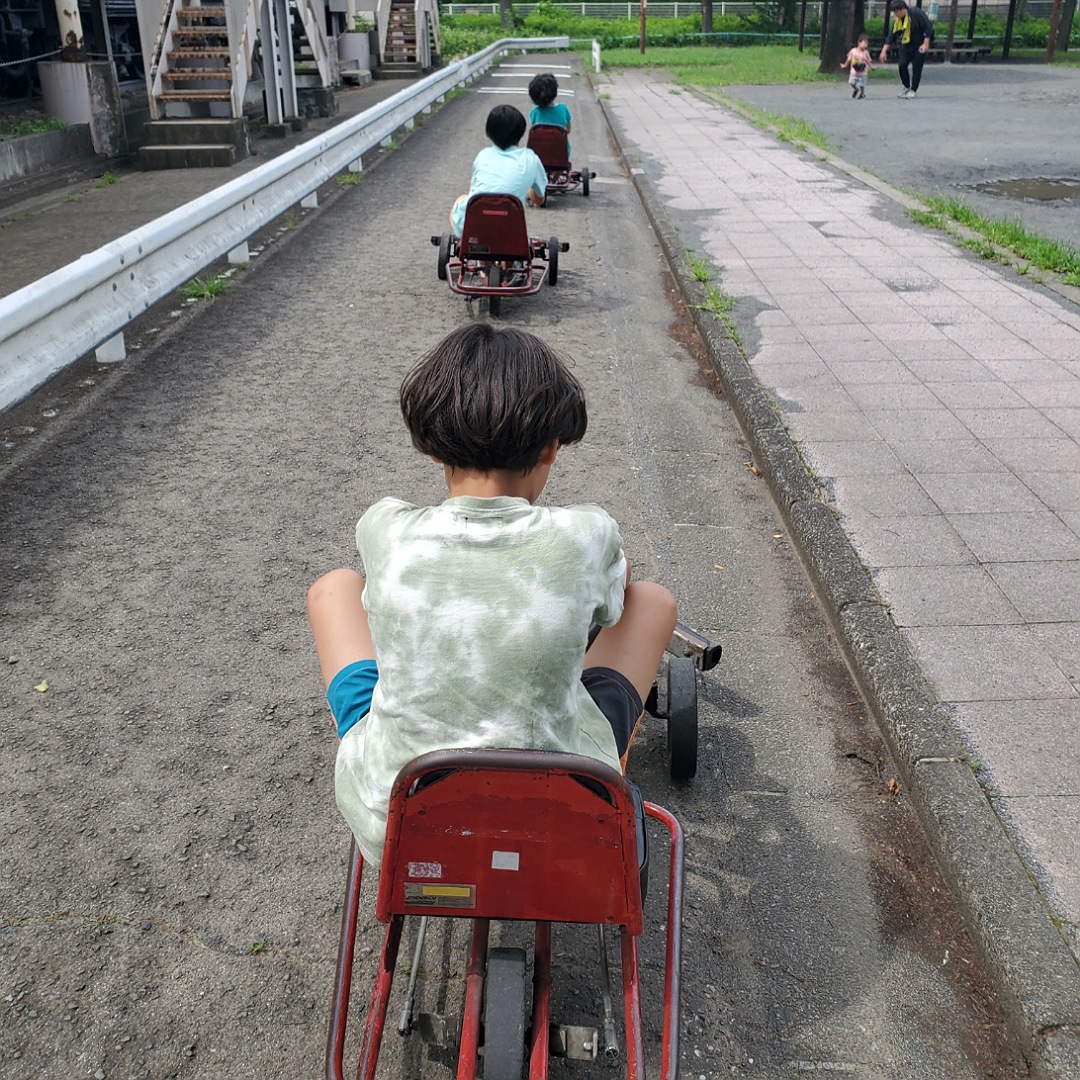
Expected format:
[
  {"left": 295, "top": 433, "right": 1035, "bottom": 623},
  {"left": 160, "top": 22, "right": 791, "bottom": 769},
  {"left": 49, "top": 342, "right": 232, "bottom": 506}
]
[
  {"left": 547, "top": 238, "right": 559, "bottom": 286},
  {"left": 666, "top": 657, "right": 698, "bottom": 781},
  {"left": 582, "top": 171, "right": 590, "bottom": 197},
  {"left": 487, "top": 264, "right": 501, "bottom": 317},
  {"left": 483, "top": 947, "right": 526, "bottom": 1080},
  {"left": 437, "top": 233, "right": 451, "bottom": 281}
]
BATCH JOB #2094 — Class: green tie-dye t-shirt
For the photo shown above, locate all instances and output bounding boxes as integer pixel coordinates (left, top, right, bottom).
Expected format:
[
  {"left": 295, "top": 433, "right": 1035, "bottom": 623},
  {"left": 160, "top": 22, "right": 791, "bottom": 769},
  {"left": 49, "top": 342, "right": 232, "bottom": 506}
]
[{"left": 335, "top": 495, "right": 628, "bottom": 865}]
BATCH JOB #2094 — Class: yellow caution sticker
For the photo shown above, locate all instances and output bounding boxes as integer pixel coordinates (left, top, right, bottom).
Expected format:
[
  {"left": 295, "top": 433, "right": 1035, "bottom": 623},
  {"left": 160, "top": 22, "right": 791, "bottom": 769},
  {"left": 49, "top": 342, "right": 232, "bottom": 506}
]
[{"left": 404, "top": 883, "right": 476, "bottom": 908}]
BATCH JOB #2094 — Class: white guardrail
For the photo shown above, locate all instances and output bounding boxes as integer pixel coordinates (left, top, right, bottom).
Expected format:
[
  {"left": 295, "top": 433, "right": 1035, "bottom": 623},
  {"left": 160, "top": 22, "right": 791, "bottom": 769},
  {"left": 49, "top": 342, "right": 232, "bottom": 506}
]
[{"left": 0, "top": 36, "right": 569, "bottom": 414}]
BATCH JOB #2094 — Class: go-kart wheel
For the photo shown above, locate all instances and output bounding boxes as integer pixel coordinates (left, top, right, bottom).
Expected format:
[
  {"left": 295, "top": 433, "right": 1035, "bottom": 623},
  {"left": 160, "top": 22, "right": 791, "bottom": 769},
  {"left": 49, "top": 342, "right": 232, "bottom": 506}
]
[
  {"left": 483, "top": 947, "right": 526, "bottom": 1080},
  {"left": 487, "top": 264, "right": 502, "bottom": 317},
  {"left": 437, "top": 233, "right": 451, "bottom": 281},
  {"left": 547, "top": 237, "right": 559, "bottom": 286},
  {"left": 666, "top": 657, "right": 698, "bottom": 781},
  {"left": 582, "top": 171, "right": 590, "bottom": 197}
]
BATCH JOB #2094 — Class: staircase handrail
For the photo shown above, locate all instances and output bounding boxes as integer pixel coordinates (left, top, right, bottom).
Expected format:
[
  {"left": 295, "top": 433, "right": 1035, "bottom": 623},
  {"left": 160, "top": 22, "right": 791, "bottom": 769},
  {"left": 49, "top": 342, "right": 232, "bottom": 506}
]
[
  {"left": 147, "top": 0, "right": 182, "bottom": 120},
  {"left": 0, "top": 37, "right": 571, "bottom": 409},
  {"left": 226, "top": 0, "right": 255, "bottom": 118},
  {"left": 293, "top": 0, "right": 338, "bottom": 87},
  {"left": 422, "top": 0, "right": 440, "bottom": 56},
  {"left": 375, "top": 0, "right": 391, "bottom": 59}
]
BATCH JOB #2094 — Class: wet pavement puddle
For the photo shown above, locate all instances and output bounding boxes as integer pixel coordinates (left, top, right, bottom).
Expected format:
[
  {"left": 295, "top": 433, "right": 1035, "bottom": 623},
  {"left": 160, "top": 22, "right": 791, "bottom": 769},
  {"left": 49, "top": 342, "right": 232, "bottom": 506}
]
[{"left": 974, "top": 177, "right": 1080, "bottom": 201}]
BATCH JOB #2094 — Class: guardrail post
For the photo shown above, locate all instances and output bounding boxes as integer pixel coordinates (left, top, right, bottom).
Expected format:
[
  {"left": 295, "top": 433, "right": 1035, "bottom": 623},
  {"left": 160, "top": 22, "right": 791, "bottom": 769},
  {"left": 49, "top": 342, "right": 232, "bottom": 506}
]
[
  {"left": 348, "top": 157, "right": 362, "bottom": 173},
  {"left": 228, "top": 241, "right": 250, "bottom": 264},
  {"left": 301, "top": 191, "right": 318, "bottom": 208},
  {"left": 96, "top": 332, "right": 126, "bottom": 363}
]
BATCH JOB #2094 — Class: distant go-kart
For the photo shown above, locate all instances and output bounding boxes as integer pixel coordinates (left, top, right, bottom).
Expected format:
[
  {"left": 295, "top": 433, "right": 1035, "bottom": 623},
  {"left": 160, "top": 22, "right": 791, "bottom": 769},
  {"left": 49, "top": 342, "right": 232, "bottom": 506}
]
[
  {"left": 432, "top": 193, "right": 568, "bottom": 317},
  {"left": 526, "top": 123, "right": 595, "bottom": 197}
]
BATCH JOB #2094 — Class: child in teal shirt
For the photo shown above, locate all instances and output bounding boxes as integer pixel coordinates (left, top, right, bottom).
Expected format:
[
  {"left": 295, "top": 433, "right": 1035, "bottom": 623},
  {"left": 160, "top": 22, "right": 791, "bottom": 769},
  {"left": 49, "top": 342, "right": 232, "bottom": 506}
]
[{"left": 528, "top": 72, "right": 571, "bottom": 155}]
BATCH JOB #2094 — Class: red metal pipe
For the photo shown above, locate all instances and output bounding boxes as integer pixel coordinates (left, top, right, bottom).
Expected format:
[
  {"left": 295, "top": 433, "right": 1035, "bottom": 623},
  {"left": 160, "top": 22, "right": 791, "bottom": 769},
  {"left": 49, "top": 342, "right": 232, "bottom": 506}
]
[
  {"left": 456, "top": 919, "right": 490, "bottom": 1080},
  {"left": 529, "top": 922, "right": 552, "bottom": 1079},
  {"left": 646, "top": 802, "right": 685, "bottom": 1080},
  {"left": 356, "top": 916, "right": 405, "bottom": 1080},
  {"left": 326, "top": 840, "right": 364, "bottom": 1080},
  {"left": 621, "top": 930, "right": 644, "bottom": 1080}
]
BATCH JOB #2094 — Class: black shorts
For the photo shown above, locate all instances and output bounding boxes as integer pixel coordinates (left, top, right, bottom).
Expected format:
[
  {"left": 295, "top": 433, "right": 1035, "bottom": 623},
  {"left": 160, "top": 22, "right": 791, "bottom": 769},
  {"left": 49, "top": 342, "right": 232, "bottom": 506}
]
[{"left": 582, "top": 667, "right": 643, "bottom": 756}]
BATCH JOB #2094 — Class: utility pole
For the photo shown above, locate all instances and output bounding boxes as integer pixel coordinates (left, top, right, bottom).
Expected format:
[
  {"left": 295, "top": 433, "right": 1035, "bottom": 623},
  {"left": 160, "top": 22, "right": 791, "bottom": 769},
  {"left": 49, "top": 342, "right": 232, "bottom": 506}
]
[{"left": 639, "top": 0, "right": 647, "bottom": 54}]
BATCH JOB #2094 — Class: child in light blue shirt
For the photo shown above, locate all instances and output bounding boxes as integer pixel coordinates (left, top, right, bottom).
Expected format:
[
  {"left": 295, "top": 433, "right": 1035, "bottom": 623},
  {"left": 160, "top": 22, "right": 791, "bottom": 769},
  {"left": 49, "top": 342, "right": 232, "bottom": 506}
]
[{"left": 449, "top": 105, "right": 547, "bottom": 237}]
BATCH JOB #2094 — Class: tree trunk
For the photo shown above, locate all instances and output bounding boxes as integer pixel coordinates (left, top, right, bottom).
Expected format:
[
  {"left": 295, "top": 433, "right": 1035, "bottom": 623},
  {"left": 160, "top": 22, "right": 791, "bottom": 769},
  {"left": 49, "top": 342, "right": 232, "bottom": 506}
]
[
  {"left": 499, "top": 0, "right": 512, "bottom": 29},
  {"left": 818, "top": 0, "right": 864, "bottom": 71},
  {"left": 1056, "top": 0, "right": 1076, "bottom": 50},
  {"left": 702, "top": 0, "right": 713, "bottom": 34}
]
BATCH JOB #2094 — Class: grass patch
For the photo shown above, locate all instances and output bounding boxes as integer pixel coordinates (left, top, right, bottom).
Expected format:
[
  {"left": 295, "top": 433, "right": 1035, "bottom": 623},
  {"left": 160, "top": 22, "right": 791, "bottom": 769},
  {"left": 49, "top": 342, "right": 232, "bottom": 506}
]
[
  {"left": 699, "top": 285, "right": 740, "bottom": 342},
  {"left": 336, "top": 171, "right": 362, "bottom": 186},
  {"left": 917, "top": 194, "right": 1080, "bottom": 285},
  {"left": 687, "top": 251, "right": 712, "bottom": 283},
  {"left": 722, "top": 99, "right": 830, "bottom": 151},
  {"left": 95, "top": 171, "right": 119, "bottom": 188},
  {"left": 247, "top": 939, "right": 269, "bottom": 955},
  {"left": 596, "top": 44, "right": 830, "bottom": 87},
  {"left": 0, "top": 115, "right": 66, "bottom": 138},
  {"left": 180, "top": 274, "right": 231, "bottom": 301}
]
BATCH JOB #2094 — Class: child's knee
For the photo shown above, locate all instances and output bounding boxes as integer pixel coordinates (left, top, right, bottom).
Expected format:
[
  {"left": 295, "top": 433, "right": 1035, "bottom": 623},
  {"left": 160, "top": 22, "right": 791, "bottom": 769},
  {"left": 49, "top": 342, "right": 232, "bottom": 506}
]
[
  {"left": 627, "top": 580, "right": 677, "bottom": 626},
  {"left": 307, "top": 568, "right": 363, "bottom": 610}
]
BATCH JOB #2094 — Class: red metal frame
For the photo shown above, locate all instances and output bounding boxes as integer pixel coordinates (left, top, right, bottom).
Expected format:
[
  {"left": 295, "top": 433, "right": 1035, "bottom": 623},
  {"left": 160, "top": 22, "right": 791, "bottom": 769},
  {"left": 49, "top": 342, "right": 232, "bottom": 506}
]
[
  {"left": 325, "top": 749, "right": 684, "bottom": 1080},
  {"left": 445, "top": 194, "right": 550, "bottom": 301}
]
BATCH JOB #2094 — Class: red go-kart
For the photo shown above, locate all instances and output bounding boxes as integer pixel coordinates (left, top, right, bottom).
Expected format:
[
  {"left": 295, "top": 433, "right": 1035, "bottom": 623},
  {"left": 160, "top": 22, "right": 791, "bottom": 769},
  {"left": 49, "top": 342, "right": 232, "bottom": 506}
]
[
  {"left": 526, "top": 124, "right": 595, "bottom": 197},
  {"left": 326, "top": 624, "right": 721, "bottom": 1080},
  {"left": 433, "top": 193, "right": 568, "bottom": 317}
]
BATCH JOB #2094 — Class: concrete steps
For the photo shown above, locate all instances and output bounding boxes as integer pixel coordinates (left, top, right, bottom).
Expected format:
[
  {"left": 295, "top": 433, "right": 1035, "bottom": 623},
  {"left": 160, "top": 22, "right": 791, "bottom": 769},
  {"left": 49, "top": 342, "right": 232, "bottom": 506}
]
[{"left": 138, "top": 117, "right": 250, "bottom": 169}]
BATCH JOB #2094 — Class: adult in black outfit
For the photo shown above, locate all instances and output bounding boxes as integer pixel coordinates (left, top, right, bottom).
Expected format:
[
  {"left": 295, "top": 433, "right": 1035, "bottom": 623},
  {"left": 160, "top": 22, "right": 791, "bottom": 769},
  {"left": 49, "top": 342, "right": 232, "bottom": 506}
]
[{"left": 880, "top": 0, "right": 934, "bottom": 99}]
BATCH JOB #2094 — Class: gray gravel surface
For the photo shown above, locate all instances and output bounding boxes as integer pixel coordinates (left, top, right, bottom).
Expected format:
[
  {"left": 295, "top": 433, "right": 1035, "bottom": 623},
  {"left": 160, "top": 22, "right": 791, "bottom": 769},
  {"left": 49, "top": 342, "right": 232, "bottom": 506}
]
[{"left": 1, "top": 59, "right": 1028, "bottom": 1078}]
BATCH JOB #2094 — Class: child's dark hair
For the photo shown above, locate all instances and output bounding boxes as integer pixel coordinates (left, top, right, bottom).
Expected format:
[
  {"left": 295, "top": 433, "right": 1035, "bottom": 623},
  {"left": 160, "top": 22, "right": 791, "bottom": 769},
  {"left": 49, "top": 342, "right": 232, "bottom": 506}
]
[
  {"left": 528, "top": 73, "right": 559, "bottom": 109},
  {"left": 485, "top": 104, "right": 527, "bottom": 150},
  {"left": 400, "top": 324, "right": 587, "bottom": 474},
  {"left": 858, "top": 32, "right": 869, "bottom": 42}
]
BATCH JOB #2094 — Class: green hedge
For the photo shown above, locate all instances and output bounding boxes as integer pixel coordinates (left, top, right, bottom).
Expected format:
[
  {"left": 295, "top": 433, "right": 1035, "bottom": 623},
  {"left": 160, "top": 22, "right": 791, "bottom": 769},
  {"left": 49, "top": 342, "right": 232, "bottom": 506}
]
[{"left": 440, "top": 7, "right": 794, "bottom": 58}]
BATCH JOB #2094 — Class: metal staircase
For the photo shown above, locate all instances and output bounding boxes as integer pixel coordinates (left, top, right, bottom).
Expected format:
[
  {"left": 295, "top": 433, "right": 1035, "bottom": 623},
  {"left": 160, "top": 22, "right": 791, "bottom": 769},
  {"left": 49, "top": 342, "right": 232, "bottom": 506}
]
[
  {"left": 379, "top": 0, "right": 439, "bottom": 77},
  {"left": 138, "top": 0, "right": 337, "bottom": 168}
]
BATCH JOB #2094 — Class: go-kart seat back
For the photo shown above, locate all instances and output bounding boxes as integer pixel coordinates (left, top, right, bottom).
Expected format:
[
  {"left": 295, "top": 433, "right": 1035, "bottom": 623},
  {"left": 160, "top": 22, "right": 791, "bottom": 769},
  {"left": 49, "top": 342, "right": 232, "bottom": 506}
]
[
  {"left": 459, "top": 194, "right": 533, "bottom": 263},
  {"left": 376, "top": 748, "right": 645, "bottom": 934},
  {"left": 527, "top": 124, "right": 572, "bottom": 171}
]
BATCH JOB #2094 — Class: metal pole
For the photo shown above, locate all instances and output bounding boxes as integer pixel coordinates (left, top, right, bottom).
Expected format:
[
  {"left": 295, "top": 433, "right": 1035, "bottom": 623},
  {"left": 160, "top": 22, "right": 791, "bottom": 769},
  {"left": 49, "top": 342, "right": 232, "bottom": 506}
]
[
  {"left": 1002, "top": 0, "right": 1017, "bottom": 58},
  {"left": 639, "top": 0, "right": 646, "bottom": 54},
  {"left": 945, "top": 0, "right": 959, "bottom": 60},
  {"left": 53, "top": 0, "right": 86, "bottom": 59},
  {"left": 966, "top": 0, "right": 978, "bottom": 42}
]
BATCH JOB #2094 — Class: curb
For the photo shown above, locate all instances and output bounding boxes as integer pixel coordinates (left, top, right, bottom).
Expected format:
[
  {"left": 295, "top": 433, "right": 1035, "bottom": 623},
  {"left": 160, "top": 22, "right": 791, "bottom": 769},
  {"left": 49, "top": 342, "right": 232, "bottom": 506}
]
[{"left": 596, "top": 88, "right": 1080, "bottom": 1079}]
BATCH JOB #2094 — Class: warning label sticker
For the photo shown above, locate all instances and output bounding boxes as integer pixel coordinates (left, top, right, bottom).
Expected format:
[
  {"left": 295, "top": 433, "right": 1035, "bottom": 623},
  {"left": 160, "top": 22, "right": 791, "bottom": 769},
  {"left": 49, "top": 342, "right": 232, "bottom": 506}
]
[
  {"left": 407, "top": 861, "right": 443, "bottom": 879},
  {"left": 404, "top": 883, "right": 476, "bottom": 908}
]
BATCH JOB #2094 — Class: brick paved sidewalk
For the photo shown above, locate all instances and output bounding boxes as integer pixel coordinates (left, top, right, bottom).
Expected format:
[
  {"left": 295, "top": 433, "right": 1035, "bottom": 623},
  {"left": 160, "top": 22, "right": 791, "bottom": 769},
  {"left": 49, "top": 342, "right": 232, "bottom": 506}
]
[{"left": 604, "top": 67, "right": 1080, "bottom": 1074}]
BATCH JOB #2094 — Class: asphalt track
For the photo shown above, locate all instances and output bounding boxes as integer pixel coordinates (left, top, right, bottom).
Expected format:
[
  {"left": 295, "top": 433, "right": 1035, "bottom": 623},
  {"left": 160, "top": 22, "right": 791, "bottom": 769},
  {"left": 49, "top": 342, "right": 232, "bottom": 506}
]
[{"left": 0, "top": 55, "right": 1059, "bottom": 1079}]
